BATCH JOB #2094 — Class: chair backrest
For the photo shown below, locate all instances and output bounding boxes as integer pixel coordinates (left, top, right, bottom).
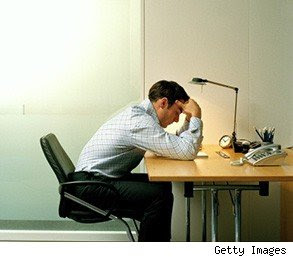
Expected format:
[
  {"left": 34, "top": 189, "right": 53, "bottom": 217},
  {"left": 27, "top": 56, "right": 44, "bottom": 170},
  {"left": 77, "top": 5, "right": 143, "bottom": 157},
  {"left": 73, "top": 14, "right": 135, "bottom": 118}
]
[{"left": 40, "top": 133, "right": 75, "bottom": 183}]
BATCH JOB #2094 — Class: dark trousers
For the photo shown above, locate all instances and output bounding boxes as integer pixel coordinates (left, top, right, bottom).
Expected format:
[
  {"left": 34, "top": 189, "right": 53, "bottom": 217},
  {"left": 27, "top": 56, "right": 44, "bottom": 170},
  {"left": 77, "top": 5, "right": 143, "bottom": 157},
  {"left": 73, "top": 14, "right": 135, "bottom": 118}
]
[{"left": 69, "top": 172, "right": 174, "bottom": 242}]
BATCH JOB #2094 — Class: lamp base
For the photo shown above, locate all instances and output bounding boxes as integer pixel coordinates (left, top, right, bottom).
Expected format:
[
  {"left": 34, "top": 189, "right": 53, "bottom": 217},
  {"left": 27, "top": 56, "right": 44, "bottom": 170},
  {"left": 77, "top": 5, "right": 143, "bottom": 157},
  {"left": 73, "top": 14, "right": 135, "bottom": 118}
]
[{"left": 232, "top": 140, "right": 243, "bottom": 153}]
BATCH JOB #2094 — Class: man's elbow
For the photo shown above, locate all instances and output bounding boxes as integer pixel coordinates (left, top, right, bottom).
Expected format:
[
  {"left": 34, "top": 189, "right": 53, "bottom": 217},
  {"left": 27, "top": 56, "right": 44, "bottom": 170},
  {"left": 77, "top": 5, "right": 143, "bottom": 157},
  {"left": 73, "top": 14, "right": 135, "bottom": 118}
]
[{"left": 181, "top": 146, "right": 200, "bottom": 160}]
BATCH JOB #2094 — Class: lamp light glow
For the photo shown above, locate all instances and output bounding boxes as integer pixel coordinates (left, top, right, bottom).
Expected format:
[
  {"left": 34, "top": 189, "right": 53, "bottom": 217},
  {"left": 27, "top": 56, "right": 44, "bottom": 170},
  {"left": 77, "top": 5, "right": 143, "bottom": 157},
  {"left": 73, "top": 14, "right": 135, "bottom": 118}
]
[{"left": 190, "top": 77, "right": 240, "bottom": 152}]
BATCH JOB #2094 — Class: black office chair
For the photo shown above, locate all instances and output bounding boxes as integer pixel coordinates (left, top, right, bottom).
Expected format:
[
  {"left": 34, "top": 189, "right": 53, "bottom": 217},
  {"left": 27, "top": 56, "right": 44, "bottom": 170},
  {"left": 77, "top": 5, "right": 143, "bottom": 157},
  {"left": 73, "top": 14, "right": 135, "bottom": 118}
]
[{"left": 40, "top": 133, "right": 139, "bottom": 241}]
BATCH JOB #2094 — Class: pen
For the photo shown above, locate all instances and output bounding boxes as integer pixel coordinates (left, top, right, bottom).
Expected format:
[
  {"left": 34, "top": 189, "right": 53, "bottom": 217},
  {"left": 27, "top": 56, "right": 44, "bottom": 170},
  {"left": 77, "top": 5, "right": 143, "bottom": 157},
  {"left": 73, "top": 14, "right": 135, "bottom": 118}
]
[
  {"left": 254, "top": 126, "right": 264, "bottom": 141},
  {"left": 269, "top": 127, "right": 275, "bottom": 142},
  {"left": 263, "top": 129, "right": 269, "bottom": 142}
]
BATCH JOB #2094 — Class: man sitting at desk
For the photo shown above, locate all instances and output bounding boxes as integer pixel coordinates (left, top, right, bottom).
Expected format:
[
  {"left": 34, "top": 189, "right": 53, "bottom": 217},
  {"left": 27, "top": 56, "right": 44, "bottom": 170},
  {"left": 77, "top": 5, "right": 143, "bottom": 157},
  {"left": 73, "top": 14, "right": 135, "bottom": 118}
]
[{"left": 73, "top": 80, "right": 203, "bottom": 241}]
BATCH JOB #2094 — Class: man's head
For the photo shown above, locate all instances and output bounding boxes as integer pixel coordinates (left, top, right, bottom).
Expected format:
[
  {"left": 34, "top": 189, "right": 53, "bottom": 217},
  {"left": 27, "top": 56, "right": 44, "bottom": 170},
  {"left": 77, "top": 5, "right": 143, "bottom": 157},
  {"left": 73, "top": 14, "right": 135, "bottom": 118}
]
[{"left": 148, "top": 80, "right": 190, "bottom": 128}]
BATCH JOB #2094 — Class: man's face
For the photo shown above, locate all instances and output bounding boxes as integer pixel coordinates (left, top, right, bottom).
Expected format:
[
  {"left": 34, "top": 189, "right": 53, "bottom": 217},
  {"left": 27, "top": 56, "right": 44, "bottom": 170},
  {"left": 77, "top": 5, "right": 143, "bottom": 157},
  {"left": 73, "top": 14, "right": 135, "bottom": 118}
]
[{"left": 159, "top": 100, "right": 185, "bottom": 128}]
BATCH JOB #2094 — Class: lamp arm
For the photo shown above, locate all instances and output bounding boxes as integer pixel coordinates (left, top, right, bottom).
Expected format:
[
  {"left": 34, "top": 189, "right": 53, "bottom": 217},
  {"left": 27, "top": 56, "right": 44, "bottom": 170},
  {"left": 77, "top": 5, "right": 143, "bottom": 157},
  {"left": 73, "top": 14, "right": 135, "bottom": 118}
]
[
  {"left": 190, "top": 77, "right": 239, "bottom": 143},
  {"left": 206, "top": 80, "right": 238, "bottom": 91}
]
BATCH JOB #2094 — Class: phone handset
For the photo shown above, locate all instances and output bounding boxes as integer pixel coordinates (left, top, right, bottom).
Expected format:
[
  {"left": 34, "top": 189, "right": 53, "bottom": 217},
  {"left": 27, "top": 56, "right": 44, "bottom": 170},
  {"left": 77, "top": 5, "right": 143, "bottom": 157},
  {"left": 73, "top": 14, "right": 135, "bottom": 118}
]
[
  {"left": 230, "top": 144, "right": 287, "bottom": 166},
  {"left": 244, "top": 144, "right": 280, "bottom": 159}
]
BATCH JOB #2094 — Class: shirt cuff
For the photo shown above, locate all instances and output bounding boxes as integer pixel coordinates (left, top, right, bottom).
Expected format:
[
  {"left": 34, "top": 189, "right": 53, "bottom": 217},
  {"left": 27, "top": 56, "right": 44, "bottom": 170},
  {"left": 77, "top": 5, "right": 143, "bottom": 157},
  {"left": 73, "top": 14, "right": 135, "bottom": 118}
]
[{"left": 189, "top": 117, "right": 203, "bottom": 132}]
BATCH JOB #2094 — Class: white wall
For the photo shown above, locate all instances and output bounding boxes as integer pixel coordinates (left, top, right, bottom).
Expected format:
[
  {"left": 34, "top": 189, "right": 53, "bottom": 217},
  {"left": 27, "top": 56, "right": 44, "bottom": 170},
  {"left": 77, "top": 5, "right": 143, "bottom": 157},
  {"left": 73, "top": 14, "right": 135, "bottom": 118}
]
[
  {"left": 144, "top": 0, "right": 292, "bottom": 241},
  {"left": 248, "top": 0, "right": 293, "bottom": 146},
  {"left": 0, "top": 0, "right": 140, "bottom": 116},
  {"left": 145, "top": 0, "right": 250, "bottom": 143},
  {"left": 0, "top": 0, "right": 142, "bottom": 221},
  {"left": 247, "top": 0, "right": 293, "bottom": 241}
]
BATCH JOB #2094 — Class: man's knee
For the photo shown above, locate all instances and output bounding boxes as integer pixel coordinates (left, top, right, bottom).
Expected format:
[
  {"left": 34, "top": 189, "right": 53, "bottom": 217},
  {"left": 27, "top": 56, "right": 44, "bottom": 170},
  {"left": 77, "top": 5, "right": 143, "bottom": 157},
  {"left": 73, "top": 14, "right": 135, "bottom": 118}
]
[
  {"left": 156, "top": 181, "right": 172, "bottom": 193},
  {"left": 153, "top": 182, "right": 174, "bottom": 207}
]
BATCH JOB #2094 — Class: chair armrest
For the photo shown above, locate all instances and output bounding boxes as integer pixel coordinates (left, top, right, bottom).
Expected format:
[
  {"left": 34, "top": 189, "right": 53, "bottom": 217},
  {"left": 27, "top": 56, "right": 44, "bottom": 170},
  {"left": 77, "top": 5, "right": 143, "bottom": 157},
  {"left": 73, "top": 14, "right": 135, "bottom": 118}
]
[
  {"left": 59, "top": 180, "right": 119, "bottom": 196},
  {"left": 59, "top": 180, "right": 120, "bottom": 217}
]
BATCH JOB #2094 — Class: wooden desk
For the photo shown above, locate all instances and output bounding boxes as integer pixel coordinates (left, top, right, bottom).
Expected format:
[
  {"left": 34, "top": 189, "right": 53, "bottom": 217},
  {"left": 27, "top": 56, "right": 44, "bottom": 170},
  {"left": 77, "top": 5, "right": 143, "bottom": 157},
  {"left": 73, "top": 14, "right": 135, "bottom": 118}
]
[{"left": 144, "top": 145, "right": 293, "bottom": 241}]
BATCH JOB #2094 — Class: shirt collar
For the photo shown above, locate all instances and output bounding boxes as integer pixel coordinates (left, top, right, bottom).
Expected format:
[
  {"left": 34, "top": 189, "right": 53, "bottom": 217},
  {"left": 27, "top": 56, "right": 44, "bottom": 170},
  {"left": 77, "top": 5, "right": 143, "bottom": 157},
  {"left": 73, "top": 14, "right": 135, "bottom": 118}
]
[{"left": 141, "top": 99, "right": 160, "bottom": 124}]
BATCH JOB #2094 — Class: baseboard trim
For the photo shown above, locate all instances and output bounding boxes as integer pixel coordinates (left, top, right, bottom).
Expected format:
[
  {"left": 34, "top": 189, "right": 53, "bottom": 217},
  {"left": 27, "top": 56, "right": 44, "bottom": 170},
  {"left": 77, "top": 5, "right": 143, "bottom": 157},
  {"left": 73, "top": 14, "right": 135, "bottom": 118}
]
[{"left": 0, "top": 230, "right": 136, "bottom": 241}]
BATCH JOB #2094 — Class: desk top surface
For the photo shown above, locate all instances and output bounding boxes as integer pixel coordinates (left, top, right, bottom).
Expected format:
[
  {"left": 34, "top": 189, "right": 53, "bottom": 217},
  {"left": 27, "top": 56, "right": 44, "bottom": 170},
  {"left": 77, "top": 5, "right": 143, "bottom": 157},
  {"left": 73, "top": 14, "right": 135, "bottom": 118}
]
[{"left": 144, "top": 145, "right": 293, "bottom": 182}]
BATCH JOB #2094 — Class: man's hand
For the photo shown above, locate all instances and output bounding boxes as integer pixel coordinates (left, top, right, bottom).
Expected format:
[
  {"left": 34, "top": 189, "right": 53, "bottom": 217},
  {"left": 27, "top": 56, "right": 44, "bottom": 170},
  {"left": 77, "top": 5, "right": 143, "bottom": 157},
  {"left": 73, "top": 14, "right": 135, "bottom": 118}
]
[{"left": 176, "top": 99, "right": 201, "bottom": 121}]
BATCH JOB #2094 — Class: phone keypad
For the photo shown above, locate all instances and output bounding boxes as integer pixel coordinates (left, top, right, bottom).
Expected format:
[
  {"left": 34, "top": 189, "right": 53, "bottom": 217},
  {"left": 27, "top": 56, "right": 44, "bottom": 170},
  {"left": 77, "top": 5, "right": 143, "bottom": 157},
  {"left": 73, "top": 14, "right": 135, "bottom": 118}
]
[{"left": 253, "top": 151, "right": 271, "bottom": 161}]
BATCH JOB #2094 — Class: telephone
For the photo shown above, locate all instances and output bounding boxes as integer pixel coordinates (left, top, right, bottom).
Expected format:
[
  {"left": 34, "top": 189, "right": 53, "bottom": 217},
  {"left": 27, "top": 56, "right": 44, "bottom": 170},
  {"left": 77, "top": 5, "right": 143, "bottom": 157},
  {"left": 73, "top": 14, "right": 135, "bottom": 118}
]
[{"left": 231, "top": 144, "right": 287, "bottom": 166}]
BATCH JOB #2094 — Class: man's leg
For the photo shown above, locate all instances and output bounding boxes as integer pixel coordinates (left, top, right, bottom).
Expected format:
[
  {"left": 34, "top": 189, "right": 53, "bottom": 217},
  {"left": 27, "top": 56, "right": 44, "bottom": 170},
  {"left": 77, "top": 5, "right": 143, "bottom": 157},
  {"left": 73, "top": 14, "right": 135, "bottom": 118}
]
[
  {"left": 109, "top": 173, "right": 174, "bottom": 241},
  {"left": 70, "top": 173, "right": 173, "bottom": 241}
]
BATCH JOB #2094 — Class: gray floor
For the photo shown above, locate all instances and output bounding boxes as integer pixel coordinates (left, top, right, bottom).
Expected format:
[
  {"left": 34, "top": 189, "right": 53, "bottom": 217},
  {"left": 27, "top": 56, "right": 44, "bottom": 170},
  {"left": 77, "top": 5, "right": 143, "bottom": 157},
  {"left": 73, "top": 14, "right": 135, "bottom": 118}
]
[{"left": 0, "top": 219, "right": 135, "bottom": 231}]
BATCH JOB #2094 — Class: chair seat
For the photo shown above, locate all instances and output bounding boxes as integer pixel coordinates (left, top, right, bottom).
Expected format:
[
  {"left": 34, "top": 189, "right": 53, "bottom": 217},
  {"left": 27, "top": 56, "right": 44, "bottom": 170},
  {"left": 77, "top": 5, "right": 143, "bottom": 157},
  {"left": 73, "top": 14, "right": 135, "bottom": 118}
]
[
  {"left": 67, "top": 210, "right": 110, "bottom": 223},
  {"left": 67, "top": 208, "right": 140, "bottom": 224}
]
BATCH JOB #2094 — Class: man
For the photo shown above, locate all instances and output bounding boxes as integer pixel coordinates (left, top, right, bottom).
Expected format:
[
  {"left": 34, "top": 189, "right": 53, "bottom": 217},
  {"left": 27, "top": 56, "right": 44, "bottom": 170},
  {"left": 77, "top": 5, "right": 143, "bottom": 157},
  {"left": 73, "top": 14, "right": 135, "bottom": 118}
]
[{"left": 72, "top": 80, "right": 203, "bottom": 241}]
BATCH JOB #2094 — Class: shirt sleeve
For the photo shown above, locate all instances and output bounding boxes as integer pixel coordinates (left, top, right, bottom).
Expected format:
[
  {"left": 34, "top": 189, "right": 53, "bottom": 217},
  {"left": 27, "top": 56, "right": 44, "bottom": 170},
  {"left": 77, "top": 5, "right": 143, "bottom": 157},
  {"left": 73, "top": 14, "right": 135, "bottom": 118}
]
[
  {"left": 130, "top": 115, "right": 203, "bottom": 160},
  {"left": 176, "top": 118, "right": 190, "bottom": 136}
]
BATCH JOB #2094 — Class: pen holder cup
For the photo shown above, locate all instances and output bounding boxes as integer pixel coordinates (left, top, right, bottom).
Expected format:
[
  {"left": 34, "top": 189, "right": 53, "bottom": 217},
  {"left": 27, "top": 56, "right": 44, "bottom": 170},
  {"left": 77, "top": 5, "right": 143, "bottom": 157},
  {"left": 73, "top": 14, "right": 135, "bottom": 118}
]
[
  {"left": 263, "top": 135, "right": 274, "bottom": 144},
  {"left": 255, "top": 127, "right": 275, "bottom": 144}
]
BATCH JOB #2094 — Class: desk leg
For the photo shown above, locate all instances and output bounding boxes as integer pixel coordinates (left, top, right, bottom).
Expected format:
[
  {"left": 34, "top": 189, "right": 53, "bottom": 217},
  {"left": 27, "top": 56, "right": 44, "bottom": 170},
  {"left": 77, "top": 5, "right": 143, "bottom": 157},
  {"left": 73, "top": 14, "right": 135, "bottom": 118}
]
[
  {"left": 235, "top": 189, "right": 242, "bottom": 242},
  {"left": 201, "top": 184, "right": 207, "bottom": 242},
  {"left": 184, "top": 182, "right": 193, "bottom": 242},
  {"left": 186, "top": 197, "right": 191, "bottom": 242},
  {"left": 211, "top": 189, "right": 219, "bottom": 242}
]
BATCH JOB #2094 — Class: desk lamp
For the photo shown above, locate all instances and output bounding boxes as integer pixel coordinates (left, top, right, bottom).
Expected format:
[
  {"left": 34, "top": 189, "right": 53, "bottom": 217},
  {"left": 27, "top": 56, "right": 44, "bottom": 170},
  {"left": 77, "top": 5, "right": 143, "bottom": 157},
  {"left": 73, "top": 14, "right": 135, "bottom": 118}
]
[{"left": 189, "top": 77, "right": 241, "bottom": 152}]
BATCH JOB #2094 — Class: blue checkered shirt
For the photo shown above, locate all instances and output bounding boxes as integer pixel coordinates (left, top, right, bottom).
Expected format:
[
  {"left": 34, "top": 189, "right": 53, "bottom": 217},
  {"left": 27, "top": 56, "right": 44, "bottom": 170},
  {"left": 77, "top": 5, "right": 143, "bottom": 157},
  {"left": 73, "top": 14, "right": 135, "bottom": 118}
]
[{"left": 75, "top": 99, "right": 203, "bottom": 177}]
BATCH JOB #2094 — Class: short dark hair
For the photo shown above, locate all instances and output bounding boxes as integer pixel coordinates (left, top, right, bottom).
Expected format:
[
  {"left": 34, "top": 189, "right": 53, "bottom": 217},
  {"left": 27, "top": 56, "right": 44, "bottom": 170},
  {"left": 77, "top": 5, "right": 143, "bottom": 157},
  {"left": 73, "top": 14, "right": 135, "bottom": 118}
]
[{"left": 148, "top": 80, "right": 189, "bottom": 107}]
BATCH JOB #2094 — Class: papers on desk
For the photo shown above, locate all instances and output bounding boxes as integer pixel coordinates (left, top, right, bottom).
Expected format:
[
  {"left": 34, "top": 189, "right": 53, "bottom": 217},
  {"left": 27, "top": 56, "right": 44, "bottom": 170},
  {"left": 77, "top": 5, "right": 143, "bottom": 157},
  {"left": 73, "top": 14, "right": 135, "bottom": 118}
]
[{"left": 195, "top": 151, "right": 208, "bottom": 158}]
